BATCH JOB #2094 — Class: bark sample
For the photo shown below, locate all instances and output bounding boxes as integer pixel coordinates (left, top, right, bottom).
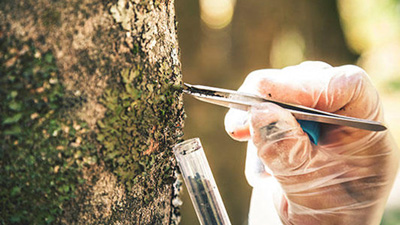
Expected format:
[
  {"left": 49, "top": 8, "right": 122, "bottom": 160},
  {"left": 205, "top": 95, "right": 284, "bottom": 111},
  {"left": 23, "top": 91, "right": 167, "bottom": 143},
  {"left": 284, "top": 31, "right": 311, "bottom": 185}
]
[{"left": 0, "top": 0, "right": 183, "bottom": 224}]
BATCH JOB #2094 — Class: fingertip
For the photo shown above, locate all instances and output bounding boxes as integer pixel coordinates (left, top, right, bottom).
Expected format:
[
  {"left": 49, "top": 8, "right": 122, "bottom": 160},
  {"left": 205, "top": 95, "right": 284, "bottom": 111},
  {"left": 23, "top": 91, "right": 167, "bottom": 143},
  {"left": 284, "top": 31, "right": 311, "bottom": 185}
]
[
  {"left": 224, "top": 108, "right": 251, "bottom": 141},
  {"left": 226, "top": 123, "right": 251, "bottom": 141}
]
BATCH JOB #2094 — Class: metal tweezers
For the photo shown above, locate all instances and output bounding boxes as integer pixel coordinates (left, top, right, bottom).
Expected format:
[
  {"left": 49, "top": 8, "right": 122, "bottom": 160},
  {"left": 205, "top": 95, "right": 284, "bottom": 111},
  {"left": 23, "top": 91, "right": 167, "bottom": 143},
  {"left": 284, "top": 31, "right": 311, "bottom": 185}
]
[{"left": 183, "top": 83, "right": 387, "bottom": 132}]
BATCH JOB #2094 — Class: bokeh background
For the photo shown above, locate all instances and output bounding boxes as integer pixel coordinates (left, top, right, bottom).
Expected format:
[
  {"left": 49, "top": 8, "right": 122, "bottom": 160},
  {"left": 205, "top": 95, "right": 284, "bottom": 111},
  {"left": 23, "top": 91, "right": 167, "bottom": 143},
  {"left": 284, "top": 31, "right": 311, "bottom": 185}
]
[{"left": 175, "top": 0, "right": 400, "bottom": 224}]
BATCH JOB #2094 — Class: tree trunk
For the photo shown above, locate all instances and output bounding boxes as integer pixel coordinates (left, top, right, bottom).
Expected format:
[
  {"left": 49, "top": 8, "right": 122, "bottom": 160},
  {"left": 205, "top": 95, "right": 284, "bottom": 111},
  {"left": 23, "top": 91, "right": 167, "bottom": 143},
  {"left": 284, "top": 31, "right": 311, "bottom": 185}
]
[{"left": 0, "top": 0, "right": 183, "bottom": 224}]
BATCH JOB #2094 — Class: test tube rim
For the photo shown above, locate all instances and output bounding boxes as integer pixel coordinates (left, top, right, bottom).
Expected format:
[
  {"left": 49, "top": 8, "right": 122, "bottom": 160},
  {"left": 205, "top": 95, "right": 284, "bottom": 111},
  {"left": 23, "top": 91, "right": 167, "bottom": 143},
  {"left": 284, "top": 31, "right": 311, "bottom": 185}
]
[{"left": 173, "top": 138, "right": 202, "bottom": 156}]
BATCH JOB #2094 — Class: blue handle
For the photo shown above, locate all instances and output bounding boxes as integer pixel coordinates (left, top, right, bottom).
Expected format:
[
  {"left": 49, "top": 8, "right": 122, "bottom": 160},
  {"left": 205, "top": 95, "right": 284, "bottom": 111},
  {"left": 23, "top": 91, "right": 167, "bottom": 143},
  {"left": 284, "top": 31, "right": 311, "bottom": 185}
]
[{"left": 297, "top": 120, "right": 320, "bottom": 145}]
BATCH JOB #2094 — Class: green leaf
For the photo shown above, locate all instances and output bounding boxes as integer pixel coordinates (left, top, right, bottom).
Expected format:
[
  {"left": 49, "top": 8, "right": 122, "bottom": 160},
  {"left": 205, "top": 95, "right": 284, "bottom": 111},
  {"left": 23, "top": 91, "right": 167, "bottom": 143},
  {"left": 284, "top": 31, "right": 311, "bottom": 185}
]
[
  {"left": 97, "top": 120, "right": 106, "bottom": 128},
  {"left": 63, "top": 185, "right": 70, "bottom": 193},
  {"left": 4, "top": 125, "right": 22, "bottom": 135},
  {"left": 10, "top": 215, "right": 21, "bottom": 223},
  {"left": 9, "top": 90, "right": 18, "bottom": 99},
  {"left": 44, "top": 53, "right": 53, "bottom": 63},
  {"left": 45, "top": 215, "right": 55, "bottom": 224},
  {"left": 96, "top": 134, "right": 105, "bottom": 142},
  {"left": 7, "top": 75, "right": 16, "bottom": 81},
  {"left": 121, "top": 67, "right": 139, "bottom": 84},
  {"left": 2, "top": 113, "right": 23, "bottom": 124},
  {"left": 106, "top": 150, "right": 122, "bottom": 159},
  {"left": 8, "top": 101, "right": 22, "bottom": 111},
  {"left": 11, "top": 186, "right": 21, "bottom": 196}
]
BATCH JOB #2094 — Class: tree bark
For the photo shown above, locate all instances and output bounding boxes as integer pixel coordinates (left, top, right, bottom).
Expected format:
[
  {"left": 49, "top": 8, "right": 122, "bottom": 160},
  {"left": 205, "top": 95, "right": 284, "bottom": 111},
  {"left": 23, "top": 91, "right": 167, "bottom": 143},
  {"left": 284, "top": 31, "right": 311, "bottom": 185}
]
[{"left": 0, "top": 0, "right": 183, "bottom": 224}]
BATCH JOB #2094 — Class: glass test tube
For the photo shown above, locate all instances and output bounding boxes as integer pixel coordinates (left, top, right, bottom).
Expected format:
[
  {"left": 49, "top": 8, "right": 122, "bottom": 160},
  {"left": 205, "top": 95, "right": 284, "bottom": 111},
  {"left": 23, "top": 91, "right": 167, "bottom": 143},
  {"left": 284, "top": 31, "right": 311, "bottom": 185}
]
[{"left": 173, "top": 138, "right": 232, "bottom": 225}]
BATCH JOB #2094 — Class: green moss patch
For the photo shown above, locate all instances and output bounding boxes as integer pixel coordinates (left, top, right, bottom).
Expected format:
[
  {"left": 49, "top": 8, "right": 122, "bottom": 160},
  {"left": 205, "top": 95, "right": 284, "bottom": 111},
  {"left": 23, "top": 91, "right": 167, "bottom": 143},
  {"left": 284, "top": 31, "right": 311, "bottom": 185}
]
[
  {"left": 0, "top": 35, "right": 92, "bottom": 224},
  {"left": 97, "top": 62, "right": 183, "bottom": 200}
]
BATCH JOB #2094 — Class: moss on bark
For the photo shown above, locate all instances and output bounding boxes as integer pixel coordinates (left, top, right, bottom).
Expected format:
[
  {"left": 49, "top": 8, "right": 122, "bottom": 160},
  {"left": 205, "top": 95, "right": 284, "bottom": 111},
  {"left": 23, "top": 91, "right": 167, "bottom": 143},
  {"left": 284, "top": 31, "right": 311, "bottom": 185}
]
[
  {"left": 0, "top": 0, "right": 183, "bottom": 224},
  {"left": 97, "top": 64, "right": 182, "bottom": 193},
  {"left": 0, "top": 34, "right": 94, "bottom": 224}
]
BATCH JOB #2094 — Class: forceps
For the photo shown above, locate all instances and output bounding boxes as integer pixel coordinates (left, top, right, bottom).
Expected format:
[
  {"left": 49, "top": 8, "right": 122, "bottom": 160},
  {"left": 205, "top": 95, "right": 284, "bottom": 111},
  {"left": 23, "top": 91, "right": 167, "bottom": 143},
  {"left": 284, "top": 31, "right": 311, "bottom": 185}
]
[{"left": 183, "top": 83, "right": 387, "bottom": 132}]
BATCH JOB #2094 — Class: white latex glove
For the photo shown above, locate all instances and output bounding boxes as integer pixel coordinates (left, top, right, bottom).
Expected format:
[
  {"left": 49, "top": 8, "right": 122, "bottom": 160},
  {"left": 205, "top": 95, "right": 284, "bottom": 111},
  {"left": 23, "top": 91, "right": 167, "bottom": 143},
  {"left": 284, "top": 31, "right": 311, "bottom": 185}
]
[{"left": 225, "top": 61, "right": 400, "bottom": 225}]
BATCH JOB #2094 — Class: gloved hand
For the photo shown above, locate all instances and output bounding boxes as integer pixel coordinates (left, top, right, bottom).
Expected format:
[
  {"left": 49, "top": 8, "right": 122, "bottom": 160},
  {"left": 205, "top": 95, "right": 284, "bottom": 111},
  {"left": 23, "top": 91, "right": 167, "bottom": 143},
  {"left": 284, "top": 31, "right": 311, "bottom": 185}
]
[{"left": 224, "top": 61, "right": 400, "bottom": 225}]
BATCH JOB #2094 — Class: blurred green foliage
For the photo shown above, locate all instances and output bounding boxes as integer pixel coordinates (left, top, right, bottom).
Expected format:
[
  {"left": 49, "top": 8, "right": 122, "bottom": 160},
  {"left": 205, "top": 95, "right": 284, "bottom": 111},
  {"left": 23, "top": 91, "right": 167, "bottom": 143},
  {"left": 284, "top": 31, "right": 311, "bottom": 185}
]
[
  {"left": 387, "top": 79, "right": 400, "bottom": 92},
  {"left": 381, "top": 209, "right": 400, "bottom": 225},
  {"left": 0, "top": 35, "right": 92, "bottom": 224}
]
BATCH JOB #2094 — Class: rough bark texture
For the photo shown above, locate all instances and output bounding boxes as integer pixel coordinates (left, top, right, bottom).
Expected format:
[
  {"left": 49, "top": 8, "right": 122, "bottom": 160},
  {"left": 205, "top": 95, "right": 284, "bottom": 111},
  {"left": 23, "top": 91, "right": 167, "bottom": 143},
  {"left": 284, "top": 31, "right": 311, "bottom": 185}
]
[{"left": 0, "top": 0, "right": 183, "bottom": 224}]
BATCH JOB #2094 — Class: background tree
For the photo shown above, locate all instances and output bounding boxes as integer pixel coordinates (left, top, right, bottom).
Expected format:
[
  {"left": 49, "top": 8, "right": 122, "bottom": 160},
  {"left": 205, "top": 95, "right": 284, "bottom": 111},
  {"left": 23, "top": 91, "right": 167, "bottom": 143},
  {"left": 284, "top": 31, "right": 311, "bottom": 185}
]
[{"left": 0, "top": 0, "right": 183, "bottom": 224}]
